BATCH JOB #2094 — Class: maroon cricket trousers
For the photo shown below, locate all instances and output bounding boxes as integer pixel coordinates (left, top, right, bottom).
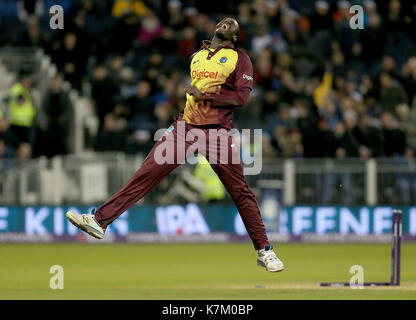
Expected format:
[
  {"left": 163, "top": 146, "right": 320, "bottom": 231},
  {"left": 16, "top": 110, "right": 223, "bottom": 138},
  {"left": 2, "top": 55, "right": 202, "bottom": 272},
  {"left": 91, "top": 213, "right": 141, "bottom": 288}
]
[{"left": 95, "top": 119, "right": 270, "bottom": 250}]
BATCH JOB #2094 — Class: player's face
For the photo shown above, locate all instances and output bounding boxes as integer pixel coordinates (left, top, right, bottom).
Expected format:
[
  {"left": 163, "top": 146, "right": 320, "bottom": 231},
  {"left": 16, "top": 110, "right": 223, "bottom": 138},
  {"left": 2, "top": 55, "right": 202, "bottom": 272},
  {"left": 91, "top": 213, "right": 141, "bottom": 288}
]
[{"left": 215, "top": 18, "right": 239, "bottom": 41}]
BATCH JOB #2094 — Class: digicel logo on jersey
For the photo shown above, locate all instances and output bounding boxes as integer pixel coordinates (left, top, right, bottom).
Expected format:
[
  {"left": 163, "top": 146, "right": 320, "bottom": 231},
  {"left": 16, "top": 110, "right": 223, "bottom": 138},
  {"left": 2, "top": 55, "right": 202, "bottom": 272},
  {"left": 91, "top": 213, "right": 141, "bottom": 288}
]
[{"left": 192, "top": 70, "right": 218, "bottom": 80}]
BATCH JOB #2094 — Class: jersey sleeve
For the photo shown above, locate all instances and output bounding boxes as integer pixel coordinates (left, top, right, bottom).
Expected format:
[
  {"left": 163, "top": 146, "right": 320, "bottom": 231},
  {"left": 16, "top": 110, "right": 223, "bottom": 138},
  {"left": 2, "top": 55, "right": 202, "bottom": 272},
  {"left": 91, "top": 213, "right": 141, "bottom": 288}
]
[{"left": 233, "top": 51, "right": 254, "bottom": 91}]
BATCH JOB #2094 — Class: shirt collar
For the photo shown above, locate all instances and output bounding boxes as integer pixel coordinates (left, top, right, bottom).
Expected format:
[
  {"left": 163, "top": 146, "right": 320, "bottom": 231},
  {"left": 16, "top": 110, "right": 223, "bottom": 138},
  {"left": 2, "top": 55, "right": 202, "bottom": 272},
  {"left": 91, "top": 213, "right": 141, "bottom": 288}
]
[
  {"left": 201, "top": 40, "right": 235, "bottom": 50},
  {"left": 200, "top": 40, "right": 235, "bottom": 59}
]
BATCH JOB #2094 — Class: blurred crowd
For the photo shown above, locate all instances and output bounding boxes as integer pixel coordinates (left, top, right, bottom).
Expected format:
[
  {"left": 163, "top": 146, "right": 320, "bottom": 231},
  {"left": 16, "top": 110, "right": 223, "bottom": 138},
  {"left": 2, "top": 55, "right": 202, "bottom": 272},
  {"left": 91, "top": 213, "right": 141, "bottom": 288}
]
[{"left": 0, "top": 0, "right": 416, "bottom": 163}]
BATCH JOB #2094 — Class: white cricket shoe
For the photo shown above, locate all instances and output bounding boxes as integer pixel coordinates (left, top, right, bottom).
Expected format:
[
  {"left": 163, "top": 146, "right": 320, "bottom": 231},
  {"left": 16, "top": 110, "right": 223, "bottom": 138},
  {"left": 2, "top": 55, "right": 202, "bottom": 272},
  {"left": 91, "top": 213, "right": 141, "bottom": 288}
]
[
  {"left": 257, "top": 245, "right": 284, "bottom": 272},
  {"left": 65, "top": 208, "right": 106, "bottom": 239}
]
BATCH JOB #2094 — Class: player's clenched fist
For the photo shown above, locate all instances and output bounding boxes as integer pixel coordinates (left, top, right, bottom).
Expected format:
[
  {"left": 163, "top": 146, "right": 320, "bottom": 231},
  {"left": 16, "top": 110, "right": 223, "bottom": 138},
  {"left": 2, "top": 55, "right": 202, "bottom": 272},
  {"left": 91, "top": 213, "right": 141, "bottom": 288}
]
[{"left": 184, "top": 85, "right": 206, "bottom": 101}]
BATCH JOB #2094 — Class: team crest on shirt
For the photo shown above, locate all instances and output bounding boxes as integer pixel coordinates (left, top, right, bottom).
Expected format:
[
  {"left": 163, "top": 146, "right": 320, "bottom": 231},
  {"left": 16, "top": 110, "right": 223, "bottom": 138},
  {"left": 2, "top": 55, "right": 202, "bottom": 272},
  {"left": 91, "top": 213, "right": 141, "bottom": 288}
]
[{"left": 220, "top": 57, "right": 227, "bottom": 63}]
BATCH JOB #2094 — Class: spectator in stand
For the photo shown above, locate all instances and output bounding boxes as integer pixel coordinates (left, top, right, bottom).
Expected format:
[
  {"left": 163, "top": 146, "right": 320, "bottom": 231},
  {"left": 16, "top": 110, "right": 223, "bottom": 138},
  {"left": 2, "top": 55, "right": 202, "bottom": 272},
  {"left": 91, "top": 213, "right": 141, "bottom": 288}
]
[
  {"left": 261, "top": 90, "right": 279, "bottom": 121},
  {"left": 309, "top": 1, "right": 333, "bottom": 58},
  {"left": 150, "top": 27, "right": 178, "bottom": 57},
  {"left": 333, "top": 1, "right": 356, "bottom": 59},
  {"left": 356, "top": 113, "right": 383, "bottom": 158},
  {"left": 7, "top": 75, "right": 36, "bottom": 150},
  {"left": 116, "top": 66, "right": 136, "bottom": 101},
  {"left": 401, "top": 57, "right": 416, "bottom": 100},
  {"left": 124, "top": 80, "right": 155, "bottom": 132},
  {"left": 320, "top": 96, "right": 341, "bottom": 130},
  {"left": 138, "top": 10, "right": 163, "bottom": 46},
  {"left": 94, "top": 113, "right": 127, "bottom": 152},
  {"left": 177, "top": 26, "right": 198, "bottom": 61},
  {"left": 15, "top": 16, "right": 47, "bottom": 47},
  {"left": 296, "top": 100, "right": 319, "bottom": 158},
  {"left": 251, "top": 23, "right": 272, "bottom": 55},
  {"left": 385, "top": 0, "right": 405, "bottom": 33},
  {"left": 309, "top": 1, "right": 332, "bottom": 34},
  {"left": 403, "top": 97, "right": 416, "bottom": 152},
  {"left": 110, "top": 5, "right": 141, "bottom": 55},
  {"left": 396, "top": 103, "right": 411, "bottom": 139},
  {"left": 253, "top": 48, "right": 274, "bottom": 91},
  {"left": 359, "top": 12, "right": 386, "bottom": 68},
  {"left": 41, "top": 74, "right": 72, "bottom": 157},
  {"left": 142, "top": 52, "right": 164, "bottom": 85},
  {"left": 315, "top": 116, "right": 337, "bottom": 202},
  {"left": 322, "top": 119, "right": 357, "bottom": 204},
  {"left": 107, "top": 55, "right": 125, "bottom": 84},
  {"left": 165, "top": 0, "right": 187, "bottom": 31},
  {"left": 341, "top": 110, "right": 361, "bottom": 158},
  {"left": 379, "top": 72, "right": 408, "bottom": 114},
  {"left": 15, "top": 142, "right": 31, "bottom": 162},
  {"left": 316, "top": 117, "right": 336, "bottom": 158},
  {"left": 55, "top": 32, "right": 86, "bottom": 91},
  {"left": 90, "top": 64, "right": 120, "bottom": 127},
  {"left": 381, "top": 111, "right": 407, "bottom": 157}
]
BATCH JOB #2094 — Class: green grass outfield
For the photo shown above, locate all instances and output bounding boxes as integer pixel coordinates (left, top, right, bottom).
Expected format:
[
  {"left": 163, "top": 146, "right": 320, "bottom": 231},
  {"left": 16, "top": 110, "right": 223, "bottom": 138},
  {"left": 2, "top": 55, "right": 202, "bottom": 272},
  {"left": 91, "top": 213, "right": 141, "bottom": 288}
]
[{"left": 1, "top": 243, "right": 416, "bottom": 299}]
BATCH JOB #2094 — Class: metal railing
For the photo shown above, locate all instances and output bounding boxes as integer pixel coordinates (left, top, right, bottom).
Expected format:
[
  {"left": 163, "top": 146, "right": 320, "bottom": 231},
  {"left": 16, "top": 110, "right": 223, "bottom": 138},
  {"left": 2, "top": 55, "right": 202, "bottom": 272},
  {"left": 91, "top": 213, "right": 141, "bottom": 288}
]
[{"left": 0, "top": 153, "right": 413, "bottom": 206}]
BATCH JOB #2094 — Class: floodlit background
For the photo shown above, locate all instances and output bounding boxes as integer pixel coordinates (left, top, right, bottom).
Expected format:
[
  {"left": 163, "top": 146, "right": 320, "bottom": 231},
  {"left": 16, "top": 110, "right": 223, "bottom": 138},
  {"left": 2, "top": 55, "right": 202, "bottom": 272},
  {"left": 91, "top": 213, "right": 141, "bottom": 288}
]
[
  {"left": 0, "top": 0, "right": 416, "bottom": 234},
  {"left": 0, "top": 0, "right": 416, "bottom": 301}
]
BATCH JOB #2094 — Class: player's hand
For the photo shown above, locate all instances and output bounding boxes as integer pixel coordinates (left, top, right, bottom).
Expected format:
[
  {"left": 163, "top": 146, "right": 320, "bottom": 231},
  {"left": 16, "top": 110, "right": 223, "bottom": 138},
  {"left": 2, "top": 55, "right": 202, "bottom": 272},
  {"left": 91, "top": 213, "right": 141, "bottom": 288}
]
[{"left": 184, "top": 85, "right": 205, "bottom": 100}]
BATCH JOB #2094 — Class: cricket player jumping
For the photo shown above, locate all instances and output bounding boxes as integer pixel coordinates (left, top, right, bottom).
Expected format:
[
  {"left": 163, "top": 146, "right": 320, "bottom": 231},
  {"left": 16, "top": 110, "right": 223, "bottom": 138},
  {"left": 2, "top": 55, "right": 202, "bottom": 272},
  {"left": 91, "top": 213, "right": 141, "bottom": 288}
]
[{"left": 66, "top": 18, "right": 284, "bottom": 272}]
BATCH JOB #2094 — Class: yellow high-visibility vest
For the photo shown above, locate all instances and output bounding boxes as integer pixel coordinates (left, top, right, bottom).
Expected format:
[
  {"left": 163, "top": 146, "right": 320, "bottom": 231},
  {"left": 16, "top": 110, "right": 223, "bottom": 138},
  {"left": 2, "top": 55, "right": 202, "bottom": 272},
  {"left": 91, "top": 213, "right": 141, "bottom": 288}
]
[
  {"left": 8, "top": 83, "right": 35, "bottom": 127},
  {"left": 194, "top": 156, "right": 226, "bottom": 201}
]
